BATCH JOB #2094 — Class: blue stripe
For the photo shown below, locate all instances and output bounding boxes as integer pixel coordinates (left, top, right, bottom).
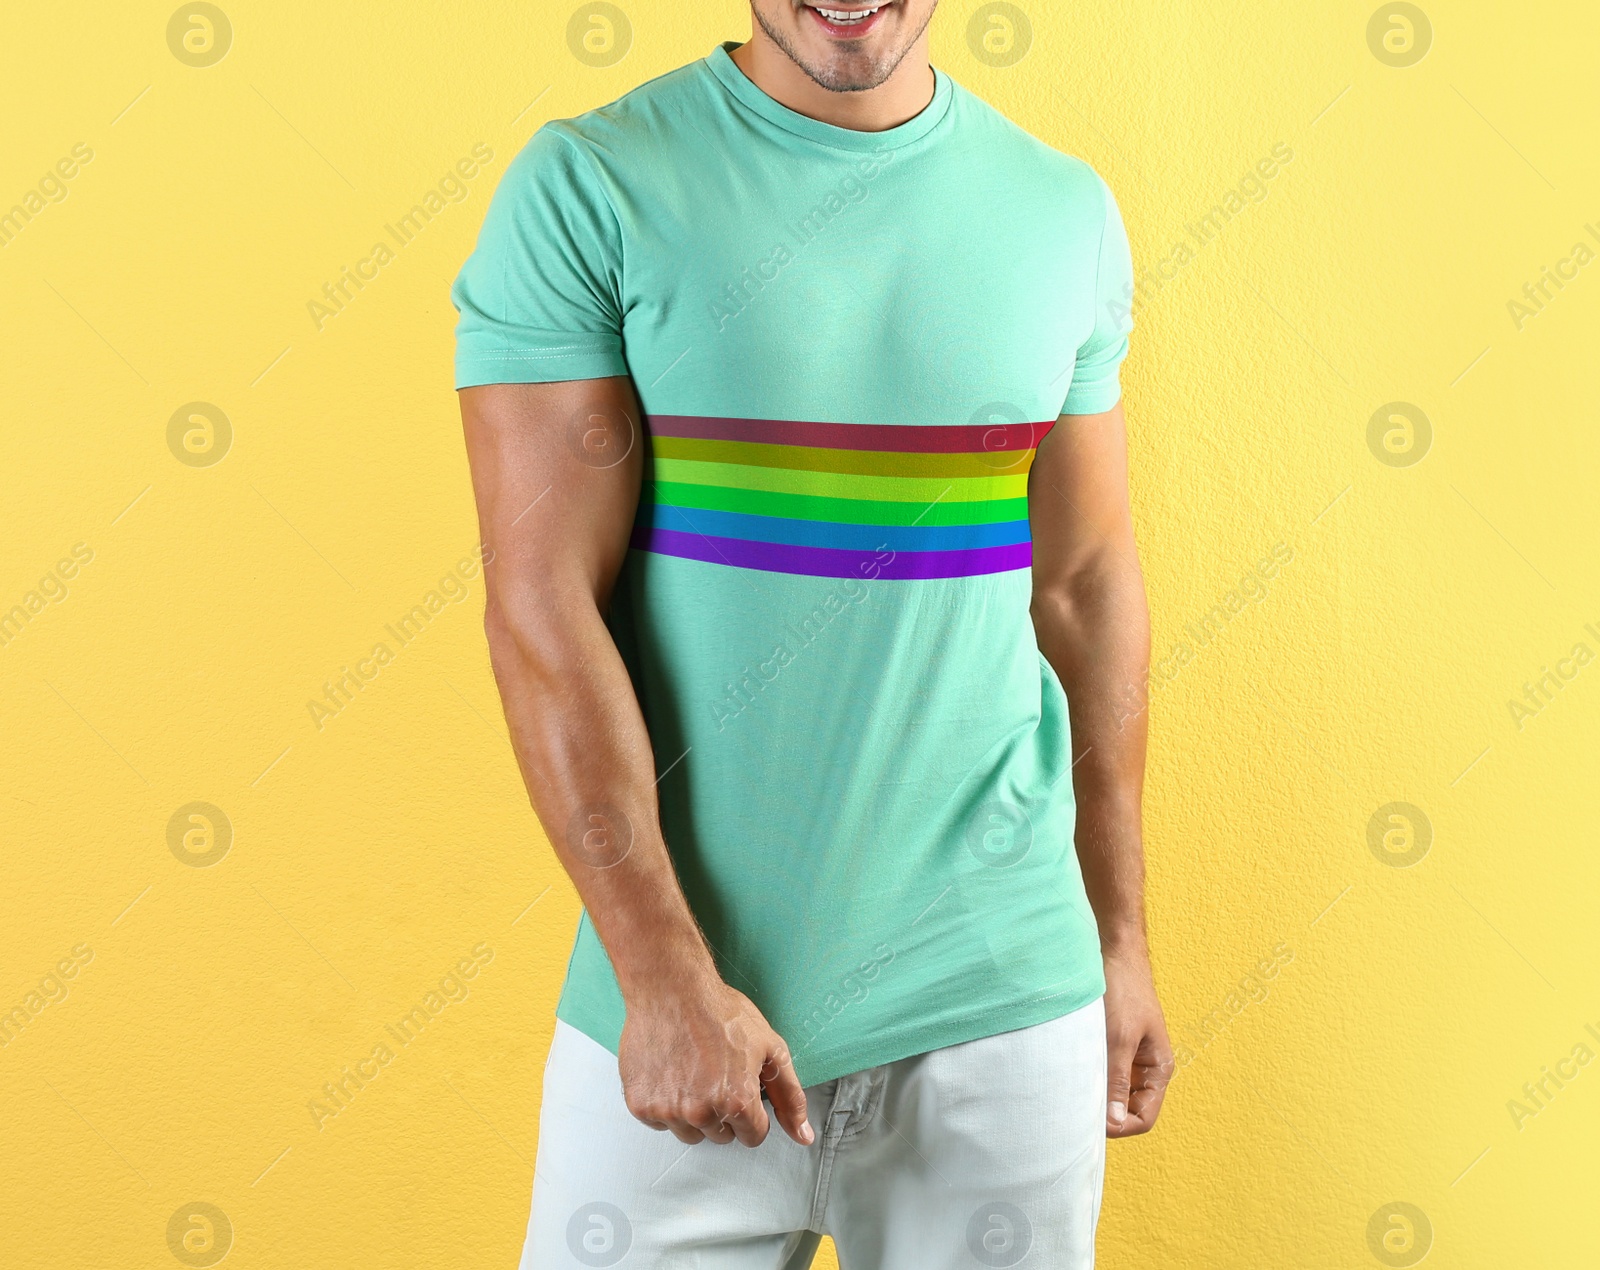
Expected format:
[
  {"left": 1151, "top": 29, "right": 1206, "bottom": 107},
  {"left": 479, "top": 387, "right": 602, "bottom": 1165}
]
[{"left": 637, "top": 503, "right": 1032, "bottom": 551}]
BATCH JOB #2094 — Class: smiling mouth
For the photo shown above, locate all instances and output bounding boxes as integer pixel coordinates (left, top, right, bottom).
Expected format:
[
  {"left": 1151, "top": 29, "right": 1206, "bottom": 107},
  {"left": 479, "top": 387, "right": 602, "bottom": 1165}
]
[{"left": 804, "top": 3, "right": 891, "bottom": 37}]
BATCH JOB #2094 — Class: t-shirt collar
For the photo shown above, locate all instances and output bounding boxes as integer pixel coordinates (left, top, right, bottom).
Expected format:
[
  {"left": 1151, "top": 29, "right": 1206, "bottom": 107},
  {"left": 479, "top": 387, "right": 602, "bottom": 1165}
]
[{"left": 704, "top": 41, "right": 952, "bottom": 152}]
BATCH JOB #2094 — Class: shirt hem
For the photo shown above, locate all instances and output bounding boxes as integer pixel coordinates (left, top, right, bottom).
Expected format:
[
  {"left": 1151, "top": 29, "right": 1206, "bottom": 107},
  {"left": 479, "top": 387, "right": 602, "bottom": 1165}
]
[
  {"left": 554, "top": 972, "right": 1108, "bottom": 1089},
  {"left": 555, "top": 993, "right": 624, "bottom": 1062},
  {"left": 787, "top": 976, "right": 1108, "bottom": 1087},
  {"left": 1061, "top": 384, "right": 1123, "bottom": 416},
  {"left": 454, "top": 350, "right": 628, "bottom": 389}
]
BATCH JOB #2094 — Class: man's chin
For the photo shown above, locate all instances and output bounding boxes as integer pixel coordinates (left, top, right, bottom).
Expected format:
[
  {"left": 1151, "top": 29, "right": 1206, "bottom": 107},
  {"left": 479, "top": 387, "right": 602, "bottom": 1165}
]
[
  {"left": 804, "top": 54, "right": 897, "bottom": 93},
  {"left": 777, "top": 36, "right": 911, "bottom": 95},
  {"left": 756, "top": 4, "right": 927, "bottom": 95}
]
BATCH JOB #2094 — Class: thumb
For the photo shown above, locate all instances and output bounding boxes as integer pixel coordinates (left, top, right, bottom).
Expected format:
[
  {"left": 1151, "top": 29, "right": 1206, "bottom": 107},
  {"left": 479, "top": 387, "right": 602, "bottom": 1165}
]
[
  {"left": 761, "top": 1037, "right": 814, "bottom": 1146},
  {"left": 1106, "top": 1036, "right": 1134, "bottom": 1133}
]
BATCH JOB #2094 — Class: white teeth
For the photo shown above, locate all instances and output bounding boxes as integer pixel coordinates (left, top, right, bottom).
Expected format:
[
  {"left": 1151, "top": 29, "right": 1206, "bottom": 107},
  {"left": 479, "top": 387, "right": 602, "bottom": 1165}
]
[{"left": 816, "top": 5, "right": 880, "bottom": 22}]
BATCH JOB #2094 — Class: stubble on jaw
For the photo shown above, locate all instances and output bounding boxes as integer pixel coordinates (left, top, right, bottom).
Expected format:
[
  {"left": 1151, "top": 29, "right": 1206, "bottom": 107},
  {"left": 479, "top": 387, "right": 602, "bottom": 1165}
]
[{"left": 752, "top": 2, "right": 940, "bottom": 93}]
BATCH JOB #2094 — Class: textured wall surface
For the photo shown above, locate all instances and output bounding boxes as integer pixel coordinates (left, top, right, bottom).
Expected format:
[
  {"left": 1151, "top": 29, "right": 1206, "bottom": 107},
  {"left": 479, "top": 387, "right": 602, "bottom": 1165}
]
[{"left": 3, "top": 2, "right": 1597, "bottom": 1267}]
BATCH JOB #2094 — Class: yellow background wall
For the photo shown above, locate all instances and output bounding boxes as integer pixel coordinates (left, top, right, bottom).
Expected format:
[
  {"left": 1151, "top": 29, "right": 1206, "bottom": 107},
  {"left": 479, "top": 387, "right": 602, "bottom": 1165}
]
[{"left": 3, "top": 1, "right": 1596, "bottom": 1266}]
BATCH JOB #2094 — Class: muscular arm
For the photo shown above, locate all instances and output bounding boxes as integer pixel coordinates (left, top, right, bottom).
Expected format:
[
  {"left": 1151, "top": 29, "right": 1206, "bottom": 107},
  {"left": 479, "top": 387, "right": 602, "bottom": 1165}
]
[
  {"left": 1029, "top": 401, "right": 1173, "bottom": 1137},
  {"left": 459, "top": 378, "right": 811, "bottom": 1148}
]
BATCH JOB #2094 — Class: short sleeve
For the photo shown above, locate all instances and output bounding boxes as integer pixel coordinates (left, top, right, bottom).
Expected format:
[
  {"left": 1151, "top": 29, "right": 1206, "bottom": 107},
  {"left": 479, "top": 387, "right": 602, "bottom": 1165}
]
[
  {"left": 451, "top": 126, "right": 629, "bottom": 389},
  {"left": 1061, "top": 176, "right": 1134, "bottom": 415}
]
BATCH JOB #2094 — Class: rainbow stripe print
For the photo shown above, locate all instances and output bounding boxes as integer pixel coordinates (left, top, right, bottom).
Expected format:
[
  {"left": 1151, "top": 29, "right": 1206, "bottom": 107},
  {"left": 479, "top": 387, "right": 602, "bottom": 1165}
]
[{"left": 631, "top": 415, "right": 1056, "bottom": 580}]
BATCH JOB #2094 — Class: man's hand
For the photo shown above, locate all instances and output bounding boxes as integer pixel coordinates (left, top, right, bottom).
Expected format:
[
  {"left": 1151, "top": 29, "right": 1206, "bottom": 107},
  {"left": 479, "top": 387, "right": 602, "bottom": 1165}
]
[
  {"left": 1103, "top": 942, "right": 1173, "bottom": 1137},
  {"left": 619, "top": 975, "right": 813, "bottom": 1148}
]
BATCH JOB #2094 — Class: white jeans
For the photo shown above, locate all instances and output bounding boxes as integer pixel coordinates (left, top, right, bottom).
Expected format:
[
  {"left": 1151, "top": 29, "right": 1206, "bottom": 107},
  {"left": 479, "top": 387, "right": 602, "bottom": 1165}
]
[{"left": 521, "top": 997, "right": 1107, "bottom": 1269}]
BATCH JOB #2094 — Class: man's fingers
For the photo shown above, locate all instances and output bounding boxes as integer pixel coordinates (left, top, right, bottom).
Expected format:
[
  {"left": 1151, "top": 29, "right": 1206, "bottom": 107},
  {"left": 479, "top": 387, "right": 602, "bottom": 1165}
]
[
  {"left": 1129, "top": 1080, "right": 1167, "bottom": 1125},
  {"left": 1112, "top": 1083, "right": 1167, "bottom": 1136},
  {"left": 716, "top": 1085, "right": 772, "bottom": 1148},
  {"left": 676, "top": 1098, "right": 736, "bottom": 1145},
  {"left": 1108, "top": 1034, "right": 1175, "bottom": 1137},
  {"left": 1123, "top": 1049, "right": 1174, "bottom": 1133},
  {"left": 761, "top": 1043, "right": 814, "bottom": 1146},
  {"left": 626, "top": 1086, "right": 774, "bottom": 1149},
  {"left": 696, "top": 1121, "right": 737, "bottom": 1145}
]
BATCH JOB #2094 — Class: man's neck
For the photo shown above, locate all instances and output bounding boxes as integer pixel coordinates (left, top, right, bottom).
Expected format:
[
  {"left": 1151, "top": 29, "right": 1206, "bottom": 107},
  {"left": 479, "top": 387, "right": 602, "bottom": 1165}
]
[{"left": 727, "top": 36, "right": 935, "bottom": 132}]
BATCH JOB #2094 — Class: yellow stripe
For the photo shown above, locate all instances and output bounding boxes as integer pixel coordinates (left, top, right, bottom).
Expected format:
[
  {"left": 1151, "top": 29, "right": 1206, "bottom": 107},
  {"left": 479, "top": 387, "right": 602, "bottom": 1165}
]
[
  {"left": 651, "top": 457, "right": 1031, "bottom": 503},
  {"left": 652, "top": 435, "right": 1036, "bottom": 479}
]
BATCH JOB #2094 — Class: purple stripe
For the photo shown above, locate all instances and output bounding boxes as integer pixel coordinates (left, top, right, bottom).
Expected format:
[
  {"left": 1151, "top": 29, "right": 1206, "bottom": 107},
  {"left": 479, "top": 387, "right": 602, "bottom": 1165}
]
[{"left": 631, "top": 527, "right": 1032, "bottom": 579}]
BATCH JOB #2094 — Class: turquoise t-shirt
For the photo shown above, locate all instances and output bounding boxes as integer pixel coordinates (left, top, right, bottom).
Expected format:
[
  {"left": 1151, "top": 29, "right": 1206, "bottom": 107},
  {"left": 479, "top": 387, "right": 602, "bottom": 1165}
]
[{"left": 452, "top": 43, "right": 1133, "bottom": 1086}]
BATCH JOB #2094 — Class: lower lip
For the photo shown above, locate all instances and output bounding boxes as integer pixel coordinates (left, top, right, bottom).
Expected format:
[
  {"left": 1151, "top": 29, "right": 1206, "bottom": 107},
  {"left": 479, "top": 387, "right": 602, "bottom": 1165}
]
[{"left": 806, "top": 5, "right": 889, "bottom": 39}]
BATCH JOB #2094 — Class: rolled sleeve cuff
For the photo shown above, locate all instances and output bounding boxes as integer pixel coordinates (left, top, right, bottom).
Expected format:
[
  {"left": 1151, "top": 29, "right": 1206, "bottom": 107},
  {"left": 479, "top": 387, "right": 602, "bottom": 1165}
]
[
  {"left": 1060, "top": 376, "right": 1123, "bottom": 416},
  {"left": 454, "top": 330, "right": 627, "bottom": 388}
]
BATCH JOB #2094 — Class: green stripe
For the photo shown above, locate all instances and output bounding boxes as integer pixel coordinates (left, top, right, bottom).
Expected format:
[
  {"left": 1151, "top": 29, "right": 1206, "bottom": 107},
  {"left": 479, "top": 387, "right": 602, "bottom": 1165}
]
[
  {"left": 652, "top": 435, "right": 1035, "bottom": 479},
  {"left": 652, "top": 456, "right": 1029, "bottom": 503},
  {"left": 648, "top": 481, "right": 1031, "bottom": 527}
]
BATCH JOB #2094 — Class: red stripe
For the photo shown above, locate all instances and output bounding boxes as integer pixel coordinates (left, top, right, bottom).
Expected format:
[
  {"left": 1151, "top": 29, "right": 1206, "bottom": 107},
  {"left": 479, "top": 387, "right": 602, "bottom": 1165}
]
[{"left": 647, "top": 414, "right": 1057, "bottom": 454}]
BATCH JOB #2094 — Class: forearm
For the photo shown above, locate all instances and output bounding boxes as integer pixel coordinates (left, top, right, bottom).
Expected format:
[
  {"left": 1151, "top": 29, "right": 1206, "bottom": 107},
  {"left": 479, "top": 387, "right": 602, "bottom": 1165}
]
[
  {"left": 460, "top": 378, "right": 810, "bottom": 1146},
  {"left": 1032, "top": 553, "right": 1151, "bottom": 953},
  {"left": 485, "top": 588, "right": 716, "bottom": 1000}
]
